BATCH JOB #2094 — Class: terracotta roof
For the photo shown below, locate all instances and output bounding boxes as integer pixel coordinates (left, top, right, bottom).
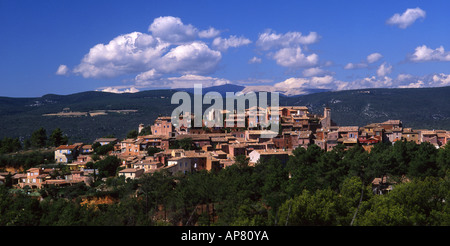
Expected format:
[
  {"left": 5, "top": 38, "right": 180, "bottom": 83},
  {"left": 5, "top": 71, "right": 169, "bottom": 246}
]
[{"left": 56, "top": 144, "right": 79, "bottom": 150}]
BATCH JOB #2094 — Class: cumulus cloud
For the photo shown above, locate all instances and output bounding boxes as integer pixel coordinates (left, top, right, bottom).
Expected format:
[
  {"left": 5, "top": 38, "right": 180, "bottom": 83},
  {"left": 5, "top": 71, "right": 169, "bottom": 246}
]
[
  {"left": 135, "top": 69, "right": 162, "bottom": 84},
  {"left": 256, "top": 29, "right": 320, "bottom": 50},
  {"left": 376, "top": 62, "right": 393, "bottom": 77},
  {"left": 198, "top": 27, "right": 221, "bottom": 39},
  {"left": 212, "top": 35, "right": 251, "bottom": 51},
  {"left": 408, "top": 45, "right": 450, "bottom": 62},
  {"left": 432, "top": 73, "right": 450, "bottom": 86},
  {"left": 72, "top": 32, "right": 221, "bottom": 80},
  {"left": 274, "top": 75, "right": 335, "bottom": 89},
  {"left": 148, "top": 16, "right": 198, "bottom": 43},
  {"left": 68, "top": 16, "right": 255, "bottom": 90},
  {"left": 273, "top": 47, "right": 319, "bottom": 68},
  {"left": 73, "top": 32, "right": 169, "bottom": 78},
  {"left": 367, "top": 53, "right": 383, "bottom": 63},
  {"left": 344, "top": 52, "right": 384, "bottom": 70},
  {"left": 386, "top": 7, "right": 426, "bottom": 29},
  {"left": 397, "top": 73, "right": 450, "bottom": 88},
  {"left": 56, "top": 64, "right": 69, "bottom": 75},
  {"left": 148, "top": 16, "right": 223, "bottom": 43},
  {"left": 254, "top": 71, "right": 450, "bottom": 94},
  {"left": 158, "top": 41, "right": 221, "bottom": 75},
  {"left": 100, "top": 86, "right": 140, "bottom": 94}
]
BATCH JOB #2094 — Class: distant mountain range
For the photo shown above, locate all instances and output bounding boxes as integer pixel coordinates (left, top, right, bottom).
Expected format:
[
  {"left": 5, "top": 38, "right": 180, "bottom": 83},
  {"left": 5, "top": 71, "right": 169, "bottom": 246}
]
[{"left": 1, "top": 84, "right": 449, "bottom": 143}]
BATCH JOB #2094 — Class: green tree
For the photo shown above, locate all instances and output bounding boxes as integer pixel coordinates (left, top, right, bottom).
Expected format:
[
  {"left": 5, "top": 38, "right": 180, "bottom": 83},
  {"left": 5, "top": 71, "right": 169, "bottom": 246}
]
[
  {"left": 256, "top": 156, "right": 289, "bottom": 225},
  {"left": 147, "top": 147, "right": 162, "bottom": 156},
  {"left": 0, "top": 137, "right": 22, "bottom": 154},
  {"left": 286, "top": 144, "right": 324, "bottom": 195},
  {"left": 48, "top": 128, "right": 68, "bottom": 147},
  {"left": 437, "top": 143, "right": 450, "bottom": 176},
  {"left": 234, "top": 155, "right": 250, "bottom": 169},
  {"left": 356, "top": 177, "right": 449, "bottom": 225},
  {"left": 408, "top": 142, "right": 439, "bottom": 178},
  {"left": 94, "top": 156, "right": 122, "bottom": 179},
  {"left": 30, "top": 127, "right": 47, "bottom": 148},
  {"left": 277, "top": 188, "right": 338, "bottom": 226},
  {"left": 170, "top": 138, "right": 197, "bottom": 150},
  {"left": 126, "top": 129, "right": 138, "bottom": 139}
]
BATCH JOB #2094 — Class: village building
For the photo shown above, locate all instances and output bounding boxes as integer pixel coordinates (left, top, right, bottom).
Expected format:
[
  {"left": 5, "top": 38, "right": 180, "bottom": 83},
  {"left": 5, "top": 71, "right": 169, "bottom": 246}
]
[
  {"left": 151, "top": 116, "right": 175, "bottom": 137},
  {"left": 118, "top": 168, "right": 145, "bottom": 180},
  {"left": 248, "top": 149, "right": 291, "bottom": 165},
  {"left": 402, "top": 128, "right": 420, "bottom": 144},
  {"left": 55, "top": 144, "right": 82, "bottom": 163}
]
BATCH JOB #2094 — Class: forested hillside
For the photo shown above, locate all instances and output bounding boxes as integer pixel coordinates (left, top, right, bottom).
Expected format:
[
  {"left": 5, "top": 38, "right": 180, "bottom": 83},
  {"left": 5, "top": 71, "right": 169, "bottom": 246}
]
[{"left": 1, "top": 141, "right": 450, "bottom": 226}]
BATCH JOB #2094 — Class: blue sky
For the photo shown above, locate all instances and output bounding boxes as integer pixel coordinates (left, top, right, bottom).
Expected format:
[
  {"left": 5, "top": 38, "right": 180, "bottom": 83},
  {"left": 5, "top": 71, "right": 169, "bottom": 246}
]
[{"left": 1, "top": 0, "right": 450, "bottom": 97}]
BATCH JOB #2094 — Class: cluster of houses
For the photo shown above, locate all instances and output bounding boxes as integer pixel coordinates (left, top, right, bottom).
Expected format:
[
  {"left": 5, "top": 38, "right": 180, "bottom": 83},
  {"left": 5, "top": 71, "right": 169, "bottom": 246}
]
[{"left": 2, "top": 106, "right": 449, "bottom": 192}]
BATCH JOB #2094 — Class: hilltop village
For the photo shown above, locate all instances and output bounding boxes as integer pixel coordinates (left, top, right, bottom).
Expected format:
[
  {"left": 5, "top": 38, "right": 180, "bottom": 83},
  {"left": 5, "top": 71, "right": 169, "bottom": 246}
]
[{"left": 5, "top": 106, "right": 450, "bottom": 190}]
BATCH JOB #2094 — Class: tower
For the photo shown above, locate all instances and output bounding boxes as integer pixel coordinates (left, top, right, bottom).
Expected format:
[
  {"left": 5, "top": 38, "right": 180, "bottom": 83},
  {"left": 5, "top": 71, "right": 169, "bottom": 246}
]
[{"left": 322, "top": 107, "right": 331, "bottom": 129}]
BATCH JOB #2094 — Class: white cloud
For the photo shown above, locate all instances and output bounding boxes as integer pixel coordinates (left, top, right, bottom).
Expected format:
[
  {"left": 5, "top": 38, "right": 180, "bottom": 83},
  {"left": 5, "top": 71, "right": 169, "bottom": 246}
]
[
  {"left": 158, "top": 41, "right": 222, "bottom": 75},
  {"left": 73, "top": 31, "right": 221, "bottom": 80},
  {"left": 367, "top": 53, "right": 383, "bottom": 63},
  {"left": 212, "top": 35, "right": 251, "bottom": 51},
  {"left": 100, "top": 86, "right": 140, "bottom": 94},
  {"left": 302, "top": 67, "right": 330, "bottom": 77},
  {"left": 398, "top": 80, "right": 424, "bottom": 88},
  {"left": 394, "top": 73, "right": 450, "bottom": 88},
  {"left": 134, "top": 74, "right": 230, "bottom": 89},
  {"left": 273, "top": 47, "right": 319, "bottom": 68},
  {"left": 408, "top": 45, "right": 450, "bottom": 62},
  {"left": 135, "top": 69, "right": 161, "bottom": 84},
  {"left": 165, "top": 74, "right": 230, "bottom": 88},
  {"left": 56, "top": 64, "right": 69, "bottom": 75},
  {"left": 73, "top": 32, "right": 169, "bottom": 78},
  {"left": 386, "top": 7, "right": 426, "bottom": 29},
  {"left": 148, "top": 16, "right": 198, "bottom": 43},
  {"left": 248, "top": 56, "right": 262, "bottom": 64},
  {"left": 345, "top": 52, "right": 383, "bottom": 70},
  {"left": 198, "top": 27, "right": 221, "bottom": 39},
  {"left": 432, "top": 73, "right": 450, "bottom": 86},
  {"left": 274, "top": 75, "right": 334, "bottom": 89},
  {"left": 148, "top": 16, "right": 221, "bottom": 42},
  {"left": 349, "top": 76, "right": 393, "bottom": 89},
  {"left": 376, "top": 62, "right": 393, "bottom": 77},
  {"left": 256, "top": 29, "right": 320, "bottom": 50}
]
